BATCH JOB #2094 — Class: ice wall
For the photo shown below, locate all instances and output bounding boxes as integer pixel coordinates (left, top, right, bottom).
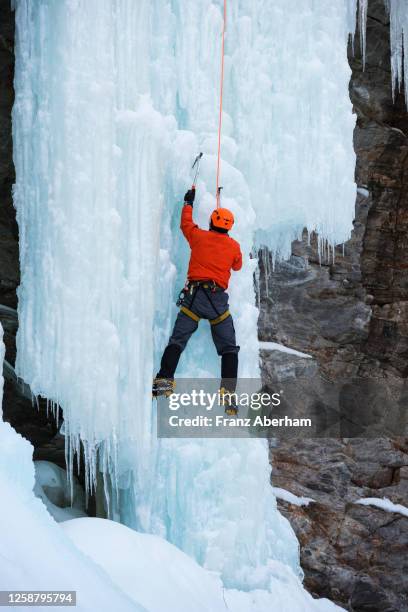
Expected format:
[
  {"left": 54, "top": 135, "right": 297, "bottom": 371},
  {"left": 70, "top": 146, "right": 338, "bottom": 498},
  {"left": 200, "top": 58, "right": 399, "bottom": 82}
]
[{"left": 13, "top": 0, "right": 358, "bottom": 591}]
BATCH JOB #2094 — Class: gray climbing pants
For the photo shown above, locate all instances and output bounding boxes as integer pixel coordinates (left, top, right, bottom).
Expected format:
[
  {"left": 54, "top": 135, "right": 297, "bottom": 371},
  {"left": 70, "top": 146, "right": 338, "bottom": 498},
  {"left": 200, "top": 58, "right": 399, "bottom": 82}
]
[{"left": 168, "top": 285, "right": 240, "bottom": 356}]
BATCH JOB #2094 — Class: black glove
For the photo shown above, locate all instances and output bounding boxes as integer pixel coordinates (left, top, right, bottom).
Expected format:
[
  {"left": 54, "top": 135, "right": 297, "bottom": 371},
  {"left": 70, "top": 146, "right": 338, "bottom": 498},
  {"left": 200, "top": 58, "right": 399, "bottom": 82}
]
[{"left": 184, "top": 188, "right": 195, "bottom": 206}]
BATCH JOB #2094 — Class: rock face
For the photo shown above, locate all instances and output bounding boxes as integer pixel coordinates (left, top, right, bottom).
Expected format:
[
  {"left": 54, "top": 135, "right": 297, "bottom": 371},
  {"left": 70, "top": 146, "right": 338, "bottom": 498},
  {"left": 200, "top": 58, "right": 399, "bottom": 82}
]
[
  {"left": 269, "top": 436, "right": 408, "bottom": 612},
  {"left": 0, "top": 0, "right": 19, "bottom": 310},
  {"left": 260, "top": 2, "right": 408, "bottom": 610}
]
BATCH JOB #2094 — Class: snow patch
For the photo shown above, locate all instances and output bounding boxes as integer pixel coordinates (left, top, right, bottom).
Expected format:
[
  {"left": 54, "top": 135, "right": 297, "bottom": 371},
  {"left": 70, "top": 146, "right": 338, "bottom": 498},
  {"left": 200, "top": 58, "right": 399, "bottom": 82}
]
[
  {"left": 272, "top": 487, "right": 315, "bottom": 507},
  {"left": 357, "top": 187, "right": 369, "bottom": 198},
  {"left": 259, "top": 341, "right": 312, "bottom": 359},
  {"left": 355, "top": 497, "right": 408, "bottom": 518}
]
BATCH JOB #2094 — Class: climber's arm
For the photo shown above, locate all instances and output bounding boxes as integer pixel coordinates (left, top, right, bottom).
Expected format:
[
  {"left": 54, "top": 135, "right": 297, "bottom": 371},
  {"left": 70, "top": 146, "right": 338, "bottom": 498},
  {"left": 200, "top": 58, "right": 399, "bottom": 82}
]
[
  {"left": 232, "top": 245, "right": 242, "bottom": 271},
  {"left": 180, "top": 189, "right": 199, "bottom": 245}
]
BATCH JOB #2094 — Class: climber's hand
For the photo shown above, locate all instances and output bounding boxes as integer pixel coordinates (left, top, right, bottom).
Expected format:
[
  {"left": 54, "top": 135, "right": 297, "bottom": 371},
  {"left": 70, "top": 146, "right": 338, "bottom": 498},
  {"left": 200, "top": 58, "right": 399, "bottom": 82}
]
[{"left": 184, "top": 188, "right": 195, "bottom": 206}]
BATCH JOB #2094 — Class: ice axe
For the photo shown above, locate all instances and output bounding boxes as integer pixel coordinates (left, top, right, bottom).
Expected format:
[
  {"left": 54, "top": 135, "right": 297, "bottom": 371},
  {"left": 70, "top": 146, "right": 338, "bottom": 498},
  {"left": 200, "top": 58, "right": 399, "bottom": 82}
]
[{"left": 191, "top": 152, "right": 203, "bottom": 189}]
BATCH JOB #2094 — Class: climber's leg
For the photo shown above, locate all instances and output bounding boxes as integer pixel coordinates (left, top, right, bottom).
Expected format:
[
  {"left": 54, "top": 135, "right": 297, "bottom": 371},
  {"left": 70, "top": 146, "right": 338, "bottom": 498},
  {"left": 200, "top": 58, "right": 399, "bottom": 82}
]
[
  {"left": 153, "top": 310, "right": 199, "bottom": 397},
  {"left": 210, "top": 312, "right": 240, "bottom": 415},
  {"left": 221, "top": 352, "right": 239, "bottom": 390}
]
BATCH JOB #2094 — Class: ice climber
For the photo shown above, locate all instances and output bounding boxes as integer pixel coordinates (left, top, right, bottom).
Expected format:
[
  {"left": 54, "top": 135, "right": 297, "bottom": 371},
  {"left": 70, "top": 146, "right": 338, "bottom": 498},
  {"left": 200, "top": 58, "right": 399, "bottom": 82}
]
[{"left": 152, "top": 187, "right": 242, "bottom": 415}]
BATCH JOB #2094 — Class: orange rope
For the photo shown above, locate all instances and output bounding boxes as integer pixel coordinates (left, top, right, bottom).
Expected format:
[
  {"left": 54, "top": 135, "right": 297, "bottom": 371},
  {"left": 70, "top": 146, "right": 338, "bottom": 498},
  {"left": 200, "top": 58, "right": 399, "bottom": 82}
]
[{"left": 216, "top": 0, "right": 227, "bottom": 209}]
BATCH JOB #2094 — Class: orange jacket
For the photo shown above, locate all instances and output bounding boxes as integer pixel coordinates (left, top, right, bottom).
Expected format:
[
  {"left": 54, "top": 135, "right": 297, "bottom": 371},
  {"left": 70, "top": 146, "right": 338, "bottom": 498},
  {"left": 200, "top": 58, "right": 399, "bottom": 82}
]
[{"left": 180, "top": 205, "right": 242, "bottom": 289}]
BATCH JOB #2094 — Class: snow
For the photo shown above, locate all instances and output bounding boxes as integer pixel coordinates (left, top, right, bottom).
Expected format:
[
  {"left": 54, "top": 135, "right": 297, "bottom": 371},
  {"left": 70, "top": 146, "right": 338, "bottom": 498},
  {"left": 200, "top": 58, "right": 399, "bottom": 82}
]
[
  {"left": 355, "top": 497, "right": 408, "bottom": 518},
  {"left": 259, "top": 341, "right": 312, "bottom": 359},
  {"left": 63, "top": 517, "right": 344, "bottom": 612},
  {"left": 272, "top": 487, "right": 315, "bottom": 507},
  {"left": 63, "top": 518, "right": 227, "bottom": 612},
  {"left": 0, "top": 439, "right": 140, "bottom": 611},
  {"left": 226, "top": 587, "right": 343, "bottom": 612}
]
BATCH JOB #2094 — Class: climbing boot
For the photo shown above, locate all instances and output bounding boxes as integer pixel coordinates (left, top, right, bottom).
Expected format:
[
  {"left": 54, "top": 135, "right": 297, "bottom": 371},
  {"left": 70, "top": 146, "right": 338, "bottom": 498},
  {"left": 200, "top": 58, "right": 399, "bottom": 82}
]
[
  {"left": 152, "top": 377, "right": 175, "bottom": 398},
  {"left": 220, "top": 387, "right": 238, "bottom": 416}
]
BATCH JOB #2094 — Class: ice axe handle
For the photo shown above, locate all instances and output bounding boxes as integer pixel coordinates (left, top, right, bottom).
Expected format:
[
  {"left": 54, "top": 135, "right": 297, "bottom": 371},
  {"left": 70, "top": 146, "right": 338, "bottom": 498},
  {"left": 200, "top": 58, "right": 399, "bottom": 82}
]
[{"left": 192, "top": 152, "right": 203, "bottom": 188}]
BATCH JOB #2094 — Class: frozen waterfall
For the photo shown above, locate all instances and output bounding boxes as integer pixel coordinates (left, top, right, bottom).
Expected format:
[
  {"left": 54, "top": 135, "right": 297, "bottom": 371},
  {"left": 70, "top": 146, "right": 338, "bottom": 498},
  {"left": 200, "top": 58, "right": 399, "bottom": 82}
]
[{"left": 11, "top": 0, "right": 370, "bottom": 591}]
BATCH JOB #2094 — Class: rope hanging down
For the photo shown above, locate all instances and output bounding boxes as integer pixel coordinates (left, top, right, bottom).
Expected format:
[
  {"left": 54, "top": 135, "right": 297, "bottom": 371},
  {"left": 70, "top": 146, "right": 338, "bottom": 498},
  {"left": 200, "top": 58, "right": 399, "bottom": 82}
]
[{"left": 216, "top": 0, "right": 227, "bottom": 209}]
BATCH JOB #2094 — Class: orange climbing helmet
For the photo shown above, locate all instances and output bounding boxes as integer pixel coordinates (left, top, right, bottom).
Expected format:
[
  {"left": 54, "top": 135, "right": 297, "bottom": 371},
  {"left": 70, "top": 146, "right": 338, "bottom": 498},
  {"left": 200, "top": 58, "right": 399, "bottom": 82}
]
[{"left": 210, "top": 207, "right": 234, "bottom": 231}]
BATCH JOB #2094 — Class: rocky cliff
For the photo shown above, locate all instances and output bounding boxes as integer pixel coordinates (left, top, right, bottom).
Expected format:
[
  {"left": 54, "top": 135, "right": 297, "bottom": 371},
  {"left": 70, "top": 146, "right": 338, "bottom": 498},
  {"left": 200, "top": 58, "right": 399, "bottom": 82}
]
[{"left": 260, "top": 2, "right": 408, "bottom": 610}]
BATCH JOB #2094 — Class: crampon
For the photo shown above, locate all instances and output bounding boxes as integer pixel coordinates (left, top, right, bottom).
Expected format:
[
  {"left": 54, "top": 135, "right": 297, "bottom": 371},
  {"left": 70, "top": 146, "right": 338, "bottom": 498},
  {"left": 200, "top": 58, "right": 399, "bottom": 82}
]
[
  {"left": 220, "top": 387, "right": 238, "bottom": 416},
  {"left": 152, "top": 377, "right": 175, "bottom": 398}
]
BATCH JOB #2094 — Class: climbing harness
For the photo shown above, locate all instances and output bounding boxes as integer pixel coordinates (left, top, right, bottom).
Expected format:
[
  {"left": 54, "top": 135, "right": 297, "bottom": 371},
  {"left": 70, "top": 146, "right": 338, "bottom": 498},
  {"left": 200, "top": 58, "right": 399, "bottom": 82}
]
[
  {"left": 177, "top": 280, "right": 219, "bottom": 308},
  {"left": 176, "top": 281, "right": 231, "bottom": 326},
  {"left": 180, "top": 305, "right": 201, "bottom": 322},
  {"left": 188, "top": 280, "right": 223, "bottom": 292},
  {"left": 216, "top": 0, "right": 227, "bottom": 208},
  {"left": 176, "top": 282, "right": 189, "bottom": 307},
  {"left": 209, "top": 309, "right": 231, "bottom": 326}
]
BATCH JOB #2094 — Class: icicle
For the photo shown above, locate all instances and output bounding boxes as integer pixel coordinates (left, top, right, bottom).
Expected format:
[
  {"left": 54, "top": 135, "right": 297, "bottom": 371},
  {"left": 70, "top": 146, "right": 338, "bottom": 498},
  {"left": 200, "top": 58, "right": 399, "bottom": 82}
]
[
  {"left": 359, "top": 0, "right": 368, "bottom": 69},
  {"left": 262, "top": 248, "right": 270, "bottom": 298},
  {"left": 347, "top": 0, "right": 368, "bottom": 67},
  {"left": 317, "top": 235, "right": 322, "bottom": 266},
  {"left": 385, "top": 0, "right": 408, "bottom": 103},
  {"left": 254, "top": 263, "right": 261, "bottom": 311},
  {"left": 250, "top": 0, "right": 357, "bottom": 261}
]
